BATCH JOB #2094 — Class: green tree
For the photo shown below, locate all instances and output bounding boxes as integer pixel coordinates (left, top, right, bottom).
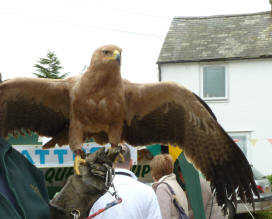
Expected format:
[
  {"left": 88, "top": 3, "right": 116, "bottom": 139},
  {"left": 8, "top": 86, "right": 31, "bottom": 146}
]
[{"left": 33, "top": 51, "right": 68, "bottom": 79}]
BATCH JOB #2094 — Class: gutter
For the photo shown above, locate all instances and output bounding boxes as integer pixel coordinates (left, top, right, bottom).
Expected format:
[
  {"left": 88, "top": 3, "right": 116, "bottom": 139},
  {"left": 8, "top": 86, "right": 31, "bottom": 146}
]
[{"left": 157, "top": 55, "right": 272, "bottom": 65}]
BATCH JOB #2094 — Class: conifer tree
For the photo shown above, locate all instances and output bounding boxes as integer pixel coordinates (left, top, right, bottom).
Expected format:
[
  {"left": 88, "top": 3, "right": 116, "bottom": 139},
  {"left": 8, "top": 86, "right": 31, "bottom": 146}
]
[{"left": 33, "top": 51, "right": 68, "bottom": 79}]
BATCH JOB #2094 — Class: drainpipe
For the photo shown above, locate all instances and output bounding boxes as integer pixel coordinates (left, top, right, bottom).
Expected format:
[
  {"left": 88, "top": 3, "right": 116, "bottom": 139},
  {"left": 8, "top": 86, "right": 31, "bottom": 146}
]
[
  {"left": 158, "top": 63, "right": 162, "bottom": 82},
  {"left": 270, "top": 0, "right": 272, "bottom": 15}
]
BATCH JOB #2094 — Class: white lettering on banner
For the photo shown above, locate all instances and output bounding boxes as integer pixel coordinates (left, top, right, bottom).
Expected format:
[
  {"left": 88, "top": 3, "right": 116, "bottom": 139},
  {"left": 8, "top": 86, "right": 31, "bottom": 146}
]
[{"left": 14, "top": 143, "right": 137, "bottom": 168}]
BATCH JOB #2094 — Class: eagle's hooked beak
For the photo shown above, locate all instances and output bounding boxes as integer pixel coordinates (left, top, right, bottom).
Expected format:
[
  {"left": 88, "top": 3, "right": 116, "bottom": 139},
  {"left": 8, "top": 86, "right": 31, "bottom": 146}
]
[
  {"left": 115, "top": 50, "right": 121, "bottom": 65},
  {"left": 105, "top": 50, "right": 121, "bottom": 64}
]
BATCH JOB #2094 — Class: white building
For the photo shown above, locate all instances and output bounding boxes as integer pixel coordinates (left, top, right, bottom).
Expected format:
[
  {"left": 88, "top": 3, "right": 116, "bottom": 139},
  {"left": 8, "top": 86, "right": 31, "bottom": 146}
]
[{"left": 157, "top": 11, "right": 272, "bottom": 175}]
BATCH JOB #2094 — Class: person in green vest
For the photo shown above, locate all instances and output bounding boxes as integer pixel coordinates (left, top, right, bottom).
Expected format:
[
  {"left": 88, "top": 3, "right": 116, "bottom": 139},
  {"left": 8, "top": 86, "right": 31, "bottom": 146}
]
[{"left": 0, "top": 137, "right": 50, "bottom": 219}]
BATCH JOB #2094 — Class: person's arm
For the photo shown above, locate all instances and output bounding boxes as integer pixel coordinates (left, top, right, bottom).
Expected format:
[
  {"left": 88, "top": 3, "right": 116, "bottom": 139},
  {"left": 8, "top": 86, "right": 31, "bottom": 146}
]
[{"left": 156, "top": 184, "right": 172, "bottom": 219}]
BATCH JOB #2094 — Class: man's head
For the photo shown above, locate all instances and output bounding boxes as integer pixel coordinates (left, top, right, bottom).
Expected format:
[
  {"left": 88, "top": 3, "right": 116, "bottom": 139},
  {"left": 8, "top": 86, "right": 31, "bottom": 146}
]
[
  {"left": 113, "top": 144, "right": 132, "bottom": 170},
  {"left": 150, "top": 154, "right": 174, "bottom": 181}
]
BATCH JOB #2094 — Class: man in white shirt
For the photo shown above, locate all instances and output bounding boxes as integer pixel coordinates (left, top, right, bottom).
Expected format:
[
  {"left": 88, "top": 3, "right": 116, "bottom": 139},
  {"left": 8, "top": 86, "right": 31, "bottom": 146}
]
[{"left": 89, "top": 144, "right": 162, "bottom": 219}]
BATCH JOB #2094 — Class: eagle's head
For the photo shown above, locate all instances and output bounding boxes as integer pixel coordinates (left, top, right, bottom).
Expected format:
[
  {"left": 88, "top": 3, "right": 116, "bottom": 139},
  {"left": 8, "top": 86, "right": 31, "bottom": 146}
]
[{"left": 90, "top": 45, "right": 122, "bottom": 71}]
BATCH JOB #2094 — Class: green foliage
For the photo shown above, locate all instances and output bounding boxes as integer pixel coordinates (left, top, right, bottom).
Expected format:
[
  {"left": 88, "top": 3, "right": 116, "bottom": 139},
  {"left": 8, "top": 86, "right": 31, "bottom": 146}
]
[
  {"left": 235, "top": 208, "right": 272, "bottom": 219},
  {"left": 33, "top": 51, "right": 69, "bottom": 79}
]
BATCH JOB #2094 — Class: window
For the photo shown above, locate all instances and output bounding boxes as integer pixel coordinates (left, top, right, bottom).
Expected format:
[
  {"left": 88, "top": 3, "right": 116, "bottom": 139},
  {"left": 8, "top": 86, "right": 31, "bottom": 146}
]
[
  {"left": 201, "top": 65, "right": 228, "bottom": 100},
  {"left": 228, "top": 132, "right": 250, "bottom": 157},
  {"left": 231, "top": 135, "right": 247, "bottom": 156}
]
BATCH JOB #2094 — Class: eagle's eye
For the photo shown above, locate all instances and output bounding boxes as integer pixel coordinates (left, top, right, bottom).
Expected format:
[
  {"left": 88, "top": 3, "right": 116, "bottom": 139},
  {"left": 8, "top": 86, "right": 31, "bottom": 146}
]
[{"left": 102, "top": 50, "right": 112, "bottom": 55}]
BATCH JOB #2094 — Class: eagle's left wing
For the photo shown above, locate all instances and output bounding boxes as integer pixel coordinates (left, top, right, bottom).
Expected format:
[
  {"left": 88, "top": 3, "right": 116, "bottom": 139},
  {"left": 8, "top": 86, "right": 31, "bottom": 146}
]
[{"left": 121, "top": 80, "right": 258, "bottom": 212}]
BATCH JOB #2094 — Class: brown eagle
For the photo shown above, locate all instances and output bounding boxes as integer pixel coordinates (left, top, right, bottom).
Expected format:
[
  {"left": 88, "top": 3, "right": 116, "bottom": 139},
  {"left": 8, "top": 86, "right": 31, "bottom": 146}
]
[{"left": 0, "top": 45, "right": 258, "bottom": 211}]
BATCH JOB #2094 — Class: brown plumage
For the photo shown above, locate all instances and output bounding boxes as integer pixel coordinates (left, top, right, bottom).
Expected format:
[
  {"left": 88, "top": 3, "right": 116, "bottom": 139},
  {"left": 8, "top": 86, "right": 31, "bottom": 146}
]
[{"left": 0, "top": 45, "right": 258, "bottom": 211}]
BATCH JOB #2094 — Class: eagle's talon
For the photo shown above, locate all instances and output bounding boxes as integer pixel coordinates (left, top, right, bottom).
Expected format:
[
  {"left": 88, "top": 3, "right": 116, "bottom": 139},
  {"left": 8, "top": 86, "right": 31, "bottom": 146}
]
[
  {"left": 114, "top": 152, "right": 125, "bottom": 163},
  {"left": 74, "top": 155, "right": 86, "bottom": 176},
  {"left": 109, "top": 145, "right": 125, "bottom": 163}
]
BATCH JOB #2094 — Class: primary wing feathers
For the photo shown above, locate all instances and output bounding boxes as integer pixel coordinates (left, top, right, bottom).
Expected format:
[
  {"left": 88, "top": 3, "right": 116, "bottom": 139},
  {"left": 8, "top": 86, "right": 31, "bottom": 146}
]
[
  {"left": 122, "top": 80, "right": 258, "bottom": 211},
  {"left": 0, "top": 77, "right": 74, "bottom": 140}
]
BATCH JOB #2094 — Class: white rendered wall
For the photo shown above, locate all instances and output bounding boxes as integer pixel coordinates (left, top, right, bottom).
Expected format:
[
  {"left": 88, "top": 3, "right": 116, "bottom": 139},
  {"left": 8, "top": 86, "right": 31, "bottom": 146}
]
[{"left": 160, "top": 59, "right": 272, "bottom": 175}]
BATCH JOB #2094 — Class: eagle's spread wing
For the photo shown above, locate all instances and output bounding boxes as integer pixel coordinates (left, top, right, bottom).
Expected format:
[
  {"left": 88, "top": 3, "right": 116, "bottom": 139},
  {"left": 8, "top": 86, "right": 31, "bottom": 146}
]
[
  {"left": 122, "top": 80, "right": 258, "bottom": 210},
  {"left": 0, "top": 77, "right": 77, "bottom": 145}
]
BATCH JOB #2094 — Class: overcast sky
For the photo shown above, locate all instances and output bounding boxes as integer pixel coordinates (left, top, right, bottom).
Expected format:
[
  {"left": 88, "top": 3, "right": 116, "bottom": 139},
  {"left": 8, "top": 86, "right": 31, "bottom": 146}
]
[{"left": 0, "top": 0, "right": 270, "bottom": 82}]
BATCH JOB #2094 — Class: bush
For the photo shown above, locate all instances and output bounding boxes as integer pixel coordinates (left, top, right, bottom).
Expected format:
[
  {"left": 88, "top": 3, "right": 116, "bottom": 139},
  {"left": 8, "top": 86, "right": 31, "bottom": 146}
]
[{"left": 267, "top": 175, "right": 272, "bottom": 186}]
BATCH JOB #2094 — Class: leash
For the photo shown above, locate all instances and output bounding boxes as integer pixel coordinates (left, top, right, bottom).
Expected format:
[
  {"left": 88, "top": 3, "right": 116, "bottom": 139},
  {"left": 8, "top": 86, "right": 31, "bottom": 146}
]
[
  {"left": 87, "top": 167, "right": 123, "bottom": 218},
  {"left": 87, "top": 197, "right": 122, "bottom": 219},
  {"left": 242, "top": 202, "right": 255, "bottom": 219}
]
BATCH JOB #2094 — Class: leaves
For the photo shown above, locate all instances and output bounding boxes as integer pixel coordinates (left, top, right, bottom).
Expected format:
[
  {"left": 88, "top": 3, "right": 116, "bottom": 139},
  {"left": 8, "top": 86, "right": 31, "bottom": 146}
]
[{"left": 33, "top": 50, "right": 69, "bottom": 79}]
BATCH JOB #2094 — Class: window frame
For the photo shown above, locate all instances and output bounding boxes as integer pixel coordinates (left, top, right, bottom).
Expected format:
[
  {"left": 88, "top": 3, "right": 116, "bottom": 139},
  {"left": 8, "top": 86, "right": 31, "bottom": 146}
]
[{"left": 200, "top": 64, "right": 229, "bottom": 101}]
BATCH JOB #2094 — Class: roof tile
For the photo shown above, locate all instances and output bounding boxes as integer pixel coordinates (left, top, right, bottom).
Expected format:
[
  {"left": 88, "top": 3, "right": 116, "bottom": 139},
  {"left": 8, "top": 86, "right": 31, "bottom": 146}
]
[{"left": 158, "top": 12, "right": 272, "bottom": 63}]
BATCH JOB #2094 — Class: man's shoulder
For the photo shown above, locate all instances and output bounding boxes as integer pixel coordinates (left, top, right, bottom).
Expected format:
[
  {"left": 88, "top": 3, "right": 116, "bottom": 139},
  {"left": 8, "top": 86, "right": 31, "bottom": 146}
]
[
  {"left": 130, "top": 179, "right": 156, "bottom": 194},
  {"left": 7, "top": 147, "right": 46, "bottom": 191},
  {"left": 112, "top": 173, "right": 156, "bottom": 197}
]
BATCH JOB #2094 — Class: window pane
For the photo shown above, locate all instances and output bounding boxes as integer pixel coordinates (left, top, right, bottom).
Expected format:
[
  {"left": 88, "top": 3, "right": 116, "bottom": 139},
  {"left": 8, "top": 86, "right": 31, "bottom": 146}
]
[
  {"left": 231, "top": 135, "right": 247, "bottom": 156},
  {"left": 203, "top": 66, "right": 226, "bottom": 98}
]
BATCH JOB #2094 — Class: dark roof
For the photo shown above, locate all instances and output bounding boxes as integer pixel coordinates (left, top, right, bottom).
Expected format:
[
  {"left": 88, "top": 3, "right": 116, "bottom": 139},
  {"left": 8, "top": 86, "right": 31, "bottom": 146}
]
[{"left": 157, "top": 11, "right": 272, "bottom": 64}]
